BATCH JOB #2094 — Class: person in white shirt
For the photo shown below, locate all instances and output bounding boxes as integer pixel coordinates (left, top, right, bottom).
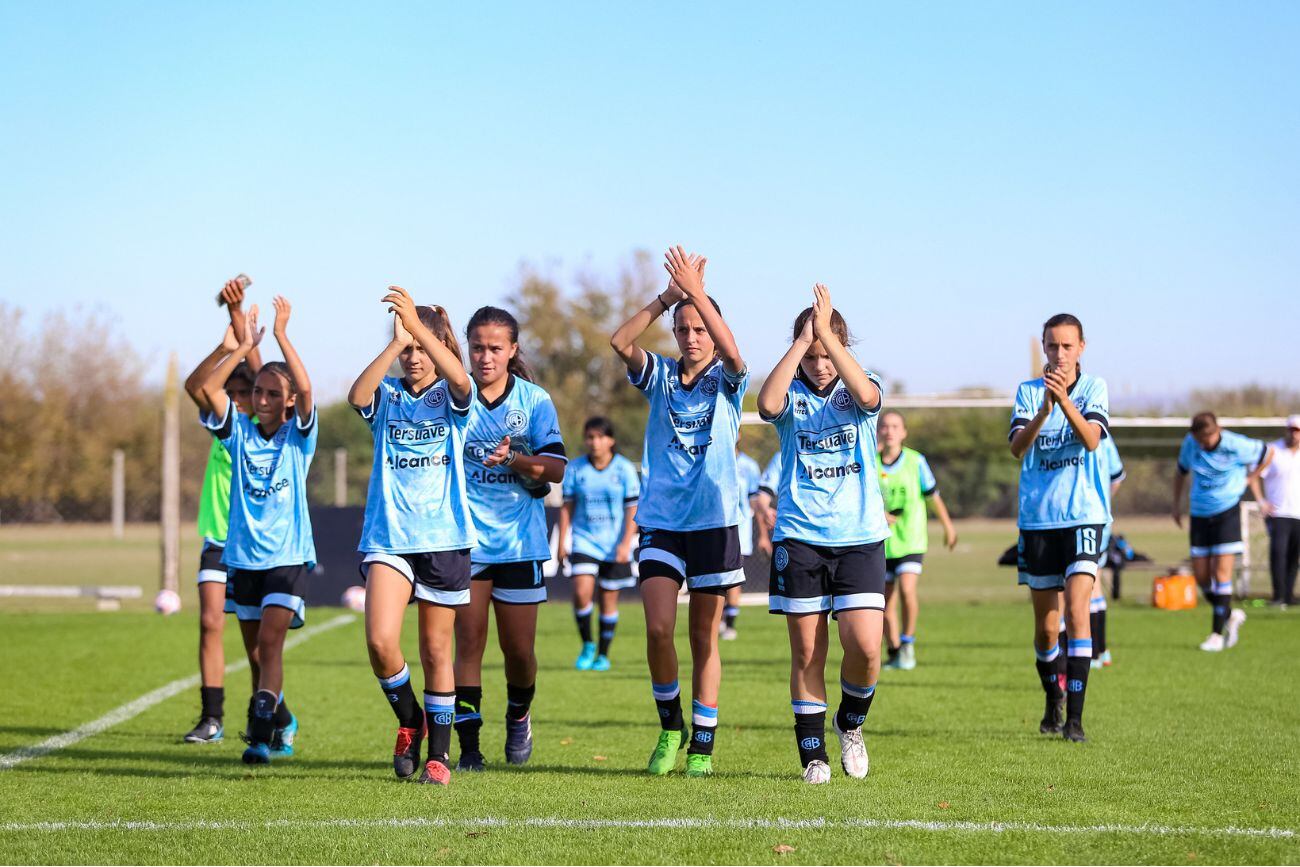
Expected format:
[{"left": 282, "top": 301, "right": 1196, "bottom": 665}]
[{"left": 1249, "top": 415, "right": 1300, "bottom": 607}]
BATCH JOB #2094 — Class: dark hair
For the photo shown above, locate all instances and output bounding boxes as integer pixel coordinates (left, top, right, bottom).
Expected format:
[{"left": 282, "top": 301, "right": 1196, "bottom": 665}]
[
  {"left": 225, "top": 361, "right": 255, "bottom": 389},
  {"left": 583, "top": 416, "right": 616, "bottom": 440},
  {"left": 257, "top": 361, "right": 296, "bottom": 396},
  {"left": 880, "top": 409, "right": 906, "bottom": 427},
  {"left": 791, "top": 306, "right": 851, "bottom": 347},
  {"left": 466, "top": 306, "right": 533, "bottom": 382},
  {"left": 415, "top": 305, "right": 463, "bottom": 365},
  {"left": 671, "top": 295, "right": 723, "bottom": 329},
  {"left": 1042, "top": 313, "right": 1085, "bottom": 342},
  {"left": 1191, "top": 411, "right": 1218, "bottom": 434}
]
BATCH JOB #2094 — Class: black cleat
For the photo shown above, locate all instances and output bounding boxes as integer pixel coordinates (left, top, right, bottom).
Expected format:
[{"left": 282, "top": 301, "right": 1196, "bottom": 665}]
[
  {"left": 1062, "top": 719, "right": 1087, "bottom": 743},
  {"left": 183, "top": 716, "right": 224, "bottom": 744},
  {"left": 1039, "top": 695, "right": 1065, "bottom": 734},
  {"left": 456, "top": 750, "right": 486, "bottom": 772},
  {"left": 393, "top": 720, "right": 426, "bottom": 780}
]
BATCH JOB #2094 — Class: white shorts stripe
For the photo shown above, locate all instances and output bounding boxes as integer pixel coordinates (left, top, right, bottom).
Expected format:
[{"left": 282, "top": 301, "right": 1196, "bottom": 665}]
[
  {"left": 492, "top": 586, "right": 547, "bottom": 605},
  {"left": 1191, "top": 542, "right": 1244, "bottom": 558},
  {"left": 1065, "top": 560, "right": 1099, "bottom": 578},
  {"left": 639, "top": 548, "right": 687, "bottom": 576},
  {"left": 361, "top": 553, "right": 415, "bottom": 583},
  {"left": 833, "top": 592, "right": 886, "bottom": 611},
  {"left": 769, "top": 594, "right": 832, "bottom": 614},
  {"left": 687, "top": 569, "right": 744, "bottom": 590},
  {"left": 196, "top": 570, "right": 227, "bottom": 585},
  {"left": 569, "top": 563, "right": 600, "bottom": 576}
]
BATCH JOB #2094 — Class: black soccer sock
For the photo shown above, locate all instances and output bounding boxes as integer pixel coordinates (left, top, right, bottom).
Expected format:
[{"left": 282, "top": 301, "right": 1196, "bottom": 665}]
[
  {"left": 1065, "top": 641, "right": 1092, "bottom": 723},
  {"left": 377, "top": 664, "right": 424, "bottom": 729},
  {"left": 423, "top": 690, "right": 455, "bottom": 767},
  {"left": 1034, "top": 644, "right": 1063, "bottom": 699},
  {"left": 1091, "top": 610, "right": 1107, "bottom": 656},
  {"left": 597, "top": 613, "right": 619, "bottom": 657},
  {"left": 886, "top": 644, "right": 900, "bottom": 665},
  {"left": 652, "top": 680, "right": 684, "bottom": 731},
  {"left": 1212, "top": 589, "right": 1231, "bottom": 634},
  {"left": 792, "top": 701, "right": 829, "bottom": 767},
  {"left": 505, "top": 682, "right": 535, "bottom": 722},
  {"left": 687, "top": 699, "right": 718, "bottom": 756},
  {"left": 723, "top": 606, "right": 739, "bottom": 629},
  {"left": 273, "top": 693, "right": 292, "bottom": 728},
  {"left": 250, "top": 689, "right": 278, "bottom": 745},
  {"left": 834, "top": 679, "right": 875, "bottom": 732},
  {"left": 200, "top": 686, "right": 224, "bottom": 720},
  {"left": 454, "top": 685, "right": 483, "bottom": 754},
  {"left": 1055, "top": 628, "right": 1068, "bottom": 679},
  {"left": 574, "top": 603, "right": 594, "bottom": 644}
]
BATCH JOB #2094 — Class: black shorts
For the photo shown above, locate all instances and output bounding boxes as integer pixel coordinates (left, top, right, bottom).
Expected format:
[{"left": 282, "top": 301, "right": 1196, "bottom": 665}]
[
  {"left": 769, "top": 539, "right": 886, "bottom": 618},
  {"left": 361, "top": 549, "right": 471, "bottom": 607},
  {"left": 885, "top": 553, "right": 924, "bottom": 581},
  {"left": 229, "top": 564, "right": 308, "bottom": 628},
  {"left": 198, "top": 541, "right": 227, "bottom": 583},
  {"left": 1189, "top": 506, "right": 1244, "bottom": 558},
  {"left": 1017, "top": 525, "right": 1106, "bottom": 590},
  {"left": 637, "top": 526, "right": 743, "bottom": 595},
  {"left": 471, "top": 560, "right": 547, "bottom": 605},
  {"left": 568, "top": 553, "right": 636, "bottom": 590}
]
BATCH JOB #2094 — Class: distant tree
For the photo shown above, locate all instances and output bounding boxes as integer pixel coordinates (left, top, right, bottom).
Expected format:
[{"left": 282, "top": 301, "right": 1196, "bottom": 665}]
[{"left": 1182, "top": 384, "right": 1300, "bottom": 418}]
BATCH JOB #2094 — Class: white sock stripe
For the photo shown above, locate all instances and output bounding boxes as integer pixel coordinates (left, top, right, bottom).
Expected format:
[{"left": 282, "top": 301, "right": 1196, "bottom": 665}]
[
  {"left": 0, "top": 815, "right": 1291, "bottom": 839},
  {"left": 0, "top": 614, "right": 355, "bottom": 771}
]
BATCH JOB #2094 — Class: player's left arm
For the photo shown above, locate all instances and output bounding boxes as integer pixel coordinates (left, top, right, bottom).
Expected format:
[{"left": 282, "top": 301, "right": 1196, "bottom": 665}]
[
  {"left": 811, "top": 284, "right": 880, "bottom": 411},
  {"left": 271, "top": 296, "right": 314, "bottom": 423},
  {"left": 1046, "top": 371, "right": 1103, "bottom": 451},
  {"left": 485, "top": 397, "right": 566, "bottom": 483},
  {"left": 1246, "top": 443, "right": 1274, "bottom": 516},
  {"left": 662, "top": 246, "right": 744, "bottom": 375}
]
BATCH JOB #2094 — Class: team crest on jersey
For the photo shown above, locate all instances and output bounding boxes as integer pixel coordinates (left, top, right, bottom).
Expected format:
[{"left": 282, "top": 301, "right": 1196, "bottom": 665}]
[
  {"left": 700, "top": 375, "right": 718, "bottom": 396},
  {"left": 424, "top": 388, "right": 446, "bottom": 408},
  {"left": 831, "top": 389, "right": 853, "bottom": 411},
  {"left": 388, "top": 391, "right": 400, "bottom": 405},
  {"left": 505, "top": 409, "right": 528, "bottom": 433},
  {"left": 274, "top": 425, "right": 289, "bottom": 445},
  {"left": 774, "top": 545, "right": 789, "bottom": 572}
]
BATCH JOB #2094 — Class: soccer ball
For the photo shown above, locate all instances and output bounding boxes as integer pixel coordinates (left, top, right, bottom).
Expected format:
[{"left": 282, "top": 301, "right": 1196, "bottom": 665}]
[
  {"left": 341, "top": 585, "right": 366, "bottom": 612},
  {"left": 153, "top": 588, "right": 182, "bottom": 616}
]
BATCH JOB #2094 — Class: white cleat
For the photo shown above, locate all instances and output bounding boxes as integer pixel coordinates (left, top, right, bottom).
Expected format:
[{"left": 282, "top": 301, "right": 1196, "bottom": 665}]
[
  {"left": 898, "top": 643, "right": 916, "bottom": 670},
  {"left": 802, "top": 759, "right": 831, "bottom": 785},
  {"left": 1225, "top": 609, "right": 1246, "bottom": 648},
  {"left": 1199, "top": 632, "right": 1225, "bottom": 652},
  {"left": 719, "top": 626, "right": 738, "bottom": 641},
  {"left": 833, "top": 719, "right": 870, "bottom": 779}
]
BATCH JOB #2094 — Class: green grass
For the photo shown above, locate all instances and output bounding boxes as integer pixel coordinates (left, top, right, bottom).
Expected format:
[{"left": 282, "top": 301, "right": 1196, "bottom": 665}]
[{"left": 1, "top": 520, "right": 1297, "bottom": 864}]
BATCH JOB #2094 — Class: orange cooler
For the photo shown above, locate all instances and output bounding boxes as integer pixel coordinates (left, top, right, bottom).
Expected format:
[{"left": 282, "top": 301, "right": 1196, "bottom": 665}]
[{"left": 1153, "top": 573, "right": 1198, "bottom": 610}]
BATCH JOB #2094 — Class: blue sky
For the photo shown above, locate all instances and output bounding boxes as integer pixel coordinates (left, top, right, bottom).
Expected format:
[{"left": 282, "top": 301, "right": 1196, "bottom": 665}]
[{"left": 1, "top": 2, "right": 1296, "bottom": 403}]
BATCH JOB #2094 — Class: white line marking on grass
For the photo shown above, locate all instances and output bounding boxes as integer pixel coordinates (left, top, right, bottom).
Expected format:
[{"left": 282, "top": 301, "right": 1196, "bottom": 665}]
[
  {"left": 0, "top": 815, "right": 1293, "bottom": 840},
  {"left": 0, "top": 613, "right": 355, "bottom": 771}
]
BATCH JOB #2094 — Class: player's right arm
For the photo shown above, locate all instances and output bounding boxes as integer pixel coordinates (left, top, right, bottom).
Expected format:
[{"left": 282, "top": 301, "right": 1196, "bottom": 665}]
[
  {"left": 220, "top": 278, "right": 262, "bottom": 373},
  {"left": 556, "top": 500, "right": 573, "bottom": 567},
  {"left": 1009, "top": 382, "right": 1052, "bottom": 460},
  {"left": 201, "top": 305, "right": 265, "bottom": 424},
  {"left": 349, "top": 313, "right": 410, "bottom": 410},
  {"left": 610, "top": 256, "right": 698, "bottom": 376},
  {"left": 757, "top": 311, "right": 812, "bottom": 419},
  {"left": 184, "top": 326, "right": 240, "bottom": 414}
]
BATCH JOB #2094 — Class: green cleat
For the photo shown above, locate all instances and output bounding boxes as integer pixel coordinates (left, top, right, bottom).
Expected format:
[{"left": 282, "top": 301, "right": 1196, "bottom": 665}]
[
  {"left": 685, "top": 753, "right": 713, "bottom": 777},
  {"left": 646, "top": 727, "right": 687, "bottom": 775}
]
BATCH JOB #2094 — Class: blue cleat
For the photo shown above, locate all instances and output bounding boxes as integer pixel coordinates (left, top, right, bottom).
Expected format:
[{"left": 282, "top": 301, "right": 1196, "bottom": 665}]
[
  {"left": 504, "top": 713, "right": 533, "bottom": 765},
  {"left": 591, "top": 654, "right": 611, "bottom": 671},
  {"left": 575, "top": 642, "right": 597, "bottom": 670},
  {"left": 242, "top": 742, "right": 272, "bottom": 764},
  {"left": 270, "top": 713, "right": 298, "bottom": 757}
]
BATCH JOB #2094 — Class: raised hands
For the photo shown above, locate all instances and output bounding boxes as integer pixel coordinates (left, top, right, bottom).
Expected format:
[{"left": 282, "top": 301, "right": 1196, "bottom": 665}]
[
  {"left": 220, "top": 277, "right": 249, "bottom": 310},
  {"left": 1041, "top": 364, "right": 1070, "bottom": 413},
  {"left": 241, "top": 305, "right": 266, "bottom": 350},
  {"left": 663, "top": 246, "right": 707, "bottom": 299},
  {"left": 220, "top": 324, "right": 240, "bottom": 353},
  {"left": 811, "top": 284, "right": 835, "bottom": 343},
  {"left": 383, "top": 285, "right": 422, "bottom": 335},
  {"left": 393, "top": 311, "right": 414, "bottom": 347},
  {"left": 272, "top": 296, "right": 292, "bottom": 338}
]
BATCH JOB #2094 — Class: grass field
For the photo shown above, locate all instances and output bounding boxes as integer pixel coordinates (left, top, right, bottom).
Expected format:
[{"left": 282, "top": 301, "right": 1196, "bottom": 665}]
[{"left": 1, "top": 520, "right": 1298, "bottom": 864}]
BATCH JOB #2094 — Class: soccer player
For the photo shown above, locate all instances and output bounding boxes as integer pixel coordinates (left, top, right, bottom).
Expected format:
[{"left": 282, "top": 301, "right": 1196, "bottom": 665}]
[
  {"left": 1250, "top": 415, "right": 1300, "bottom": 607},
  {"left": 455, "top": 306, "right": 566, "bottom": 771},
  {"left": 181, "top": 278, "right": 263, "bottom": 744},
  {"left": 877, "top": 411, "right": 958, "bottom": 671},
  {"left": 721, "top": 446, "right": 763, "bottom": 641},
  {"left": 349, "top": 289, "right": 475, "bottom": 785},
  {"left": 755, "top": 450, "right": 784, "bottom": 555},
  {"left": 556, "top": 417, "right": 640, "bottom": 671},
  {"left": 610, "top": 246, "right": 747, "bottom": 778},
  {"left": 1089, "top": 435, "right": 1126, "bottom": 669},
  {"left": 199, "top": 298, "right": 316, "bottom": 764},
  {"left": 1009, "top": 313, "right": 1110, "bottom": 744},
  {"left": 759, "top": 284, "right": 888, "bottom": 785},
  {"left": 1172, "top": 412, "right": 1272, "bottom": 651}
]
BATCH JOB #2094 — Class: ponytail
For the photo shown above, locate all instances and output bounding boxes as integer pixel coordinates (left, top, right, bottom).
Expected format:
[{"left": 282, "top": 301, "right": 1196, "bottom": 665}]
[
  {"left": 417, "top": 304, "right": 463, "bottom": 364},
  {"left": 466, "top": 305, "right": 534, "bottom": 382}
]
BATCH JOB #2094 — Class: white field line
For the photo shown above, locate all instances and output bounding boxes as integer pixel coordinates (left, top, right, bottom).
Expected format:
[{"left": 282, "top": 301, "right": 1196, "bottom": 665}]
[
  {"left": 0, "top": 613, "right": 356, "bottom": 771},
  {"left": 0, "top": 815, "right": 1294, "bottom": 840}
]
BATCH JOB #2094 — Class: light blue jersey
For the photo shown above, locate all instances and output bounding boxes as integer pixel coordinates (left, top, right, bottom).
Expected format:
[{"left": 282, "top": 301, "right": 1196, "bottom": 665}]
[
  {"left": 1009, "top": 373, "right": 1112, "bottom": 530},
  {"left": 1099, "top": 436, "right": 1125, "bottom": 548},
  {"left": 562, "top": 454, "right": 640, "bottom": 561},
  {"left": 759, "top": 451, "right": 783, "bottom": 498},
  {"left": 629, "top": 352, "right": 748, "bottom": 532},
  {"left": 1177, "top": 430, "right": 1267, "bottom": 517},
  {"left": 357, "top": 376, "right": 477, "bottom": 554},
  {"left": 736, "top": 451, "right": 761, "bottom": 557},
  {"left": 464, "top": 375, "right": 566, "bottom": 563},
  {"left": 203, "top": 404, "right": 317, "bottom": 570},
  {"left": 764, "top": 372, "right": 890, "bottom": 546}
]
